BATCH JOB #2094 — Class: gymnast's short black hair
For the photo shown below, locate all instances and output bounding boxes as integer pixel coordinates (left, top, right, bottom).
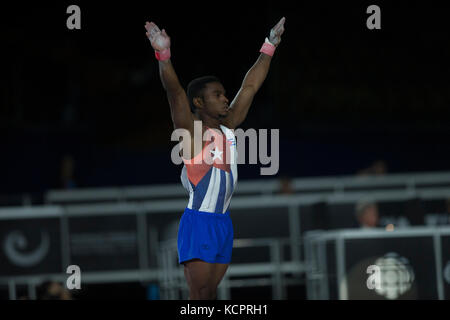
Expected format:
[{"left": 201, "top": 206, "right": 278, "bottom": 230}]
[{"left": 186, "top": 75, "right": 221, "bottom": 113}]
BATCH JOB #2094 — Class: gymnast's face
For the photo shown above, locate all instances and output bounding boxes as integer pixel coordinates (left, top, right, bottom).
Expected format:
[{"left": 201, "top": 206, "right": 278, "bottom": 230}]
[{"left": 198, "top": 82, "right": 230, "bottom": 118}]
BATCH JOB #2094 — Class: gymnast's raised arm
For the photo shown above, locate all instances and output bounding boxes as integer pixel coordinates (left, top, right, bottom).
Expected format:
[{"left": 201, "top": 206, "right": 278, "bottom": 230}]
[
  {"left": 222, "top": 17, "right": 285, "bottom": 129},
  {"left": 145, "top": 21, "right": 194, "bottom": 132}
]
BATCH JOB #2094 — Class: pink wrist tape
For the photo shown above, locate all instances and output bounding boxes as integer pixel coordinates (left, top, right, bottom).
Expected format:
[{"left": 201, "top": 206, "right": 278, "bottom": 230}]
[
  {"left": 260, "top": 38, "right": 275, "bottom": 57},
  {"left": 155, "top": 48, "right": 171, "bottom": 61}
]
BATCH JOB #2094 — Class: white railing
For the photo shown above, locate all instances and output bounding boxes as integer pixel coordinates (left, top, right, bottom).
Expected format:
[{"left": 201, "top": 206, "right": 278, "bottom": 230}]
[{"left": 43, "top": 171, "right": 450, "bottom": 204}]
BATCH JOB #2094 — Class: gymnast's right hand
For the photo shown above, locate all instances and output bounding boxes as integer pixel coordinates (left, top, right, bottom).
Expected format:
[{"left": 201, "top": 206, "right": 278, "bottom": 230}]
[{"left": 144, "top": 21, "right": 171, "bottom": 51}]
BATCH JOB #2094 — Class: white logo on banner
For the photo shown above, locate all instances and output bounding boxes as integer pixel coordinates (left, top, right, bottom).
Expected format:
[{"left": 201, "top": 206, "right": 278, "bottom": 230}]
[
  {"left": 367, "top": 252, "right": 415, "bottom": 299},
  {"left": 3, "top": 231, "right": 50, "bottom": 267}
]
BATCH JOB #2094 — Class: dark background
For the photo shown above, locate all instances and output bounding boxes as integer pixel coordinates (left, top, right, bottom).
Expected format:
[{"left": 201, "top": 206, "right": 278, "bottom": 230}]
[{"left": 1, "top": 0, "right": 449, "bottom": 196}]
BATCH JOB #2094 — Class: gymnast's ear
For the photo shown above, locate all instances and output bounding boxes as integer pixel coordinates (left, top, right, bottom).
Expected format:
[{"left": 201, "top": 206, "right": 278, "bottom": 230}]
[{"left": 193, "top": 97, "right": 204, "bottom": 109}]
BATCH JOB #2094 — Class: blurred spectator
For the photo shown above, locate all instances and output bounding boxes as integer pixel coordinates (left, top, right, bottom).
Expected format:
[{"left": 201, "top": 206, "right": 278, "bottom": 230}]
[
  {"left": 36, "top": 281, "right": 72, "bottom": 300},
  {"left": 60, "top": 154, "right": 77, "bottom": 189},
  {"left": 355, "top": 199, "right": 380, "bottom": 228},
  {"left": 356, "top": 160, "right": 388, "bottom": 176},
  {"left": 277, "top": 176, "right": 294, "bottom": 195}
]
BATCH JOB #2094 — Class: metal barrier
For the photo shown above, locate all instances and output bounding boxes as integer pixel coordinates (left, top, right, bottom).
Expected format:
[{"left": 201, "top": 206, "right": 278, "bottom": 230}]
[
  {"left": 304, "top": 227, "right": 450, "bottom": 300},
  {"left": 158, "top": 237, "right": 305, "bottom": 300},
  {"left": 0, "top": 173, "right": 449, "bottom": 299},
  {"left": 43, "top": 171, "right": 450, "bottom": 205}
]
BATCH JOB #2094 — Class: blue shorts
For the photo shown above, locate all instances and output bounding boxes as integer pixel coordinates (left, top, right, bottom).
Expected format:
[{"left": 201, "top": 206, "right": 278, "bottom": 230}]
[{"left": 177, "top": 207, "right": 233, "bottom": 264}]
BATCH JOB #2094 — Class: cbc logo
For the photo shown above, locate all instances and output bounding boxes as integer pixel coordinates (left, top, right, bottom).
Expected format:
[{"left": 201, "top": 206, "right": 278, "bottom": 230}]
[{"left": 366, "top": 252, "right": 415, "bottom": 300}]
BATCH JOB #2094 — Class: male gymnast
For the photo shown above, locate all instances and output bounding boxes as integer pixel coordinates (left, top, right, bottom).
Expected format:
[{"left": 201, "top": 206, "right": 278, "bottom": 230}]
[{"left": 145, "top": 16, "right": 285, "bottom": 300}]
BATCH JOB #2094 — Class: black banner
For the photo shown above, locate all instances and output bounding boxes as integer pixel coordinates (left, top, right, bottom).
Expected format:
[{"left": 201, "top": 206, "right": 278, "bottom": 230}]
[
  {"left": 68, "top": 215, "right": 139, "bottom": 271},
  {"left": 0, "top": 218, "right": 62, "bottom": 276},
  {"left": 344, "top": 236, "right": 437, "bottom": 299}
]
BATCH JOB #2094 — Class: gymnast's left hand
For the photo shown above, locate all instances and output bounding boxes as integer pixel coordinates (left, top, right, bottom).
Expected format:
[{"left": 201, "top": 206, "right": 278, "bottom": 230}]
[{"left": 268, "top": 17, "right": 286, "bottom": 47}]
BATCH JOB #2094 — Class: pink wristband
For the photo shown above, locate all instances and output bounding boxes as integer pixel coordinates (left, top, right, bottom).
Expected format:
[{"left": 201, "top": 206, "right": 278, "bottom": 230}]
[
  {"left": 260, "top": 41, "right": 275, "bottom": 57},
  {"left": 155, "top": 48, "right": 171, "bottom": 61}
]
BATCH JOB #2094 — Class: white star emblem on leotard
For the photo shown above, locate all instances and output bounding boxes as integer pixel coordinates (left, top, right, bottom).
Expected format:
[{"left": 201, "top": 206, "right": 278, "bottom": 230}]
[{"left": 210, "top": 147, "right": 223, "bottom": 161}]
